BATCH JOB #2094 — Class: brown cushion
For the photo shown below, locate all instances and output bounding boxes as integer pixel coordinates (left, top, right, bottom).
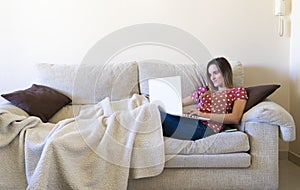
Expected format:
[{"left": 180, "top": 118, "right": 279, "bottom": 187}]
[
  {"left": 1, "top": 84, "right": 71, "bottom": 122},
  {"left": 244, "top": 84, "right": 280, "bottom": 112}
]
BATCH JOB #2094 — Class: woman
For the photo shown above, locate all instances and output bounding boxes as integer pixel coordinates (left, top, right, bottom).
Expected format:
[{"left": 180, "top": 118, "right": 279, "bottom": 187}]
[{"left": 160, "top": 57, "right": 248, "bottom": 140}]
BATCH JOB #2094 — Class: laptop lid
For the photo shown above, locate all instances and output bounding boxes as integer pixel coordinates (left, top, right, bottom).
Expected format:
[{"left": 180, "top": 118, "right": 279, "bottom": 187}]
[{"left": 148, "top": 76, "right": 182, "bottom": 115}]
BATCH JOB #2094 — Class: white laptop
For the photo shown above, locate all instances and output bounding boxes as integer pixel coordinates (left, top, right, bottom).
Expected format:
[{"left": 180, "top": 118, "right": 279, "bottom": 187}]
[{"left": 148, "top": 76, "right": 209, "bottom": 121}]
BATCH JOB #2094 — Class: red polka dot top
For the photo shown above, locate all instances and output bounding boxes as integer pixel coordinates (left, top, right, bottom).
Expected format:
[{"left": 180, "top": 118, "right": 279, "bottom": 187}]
[{"left": 191, "top": 86, "right": 248, "bottom": 133}]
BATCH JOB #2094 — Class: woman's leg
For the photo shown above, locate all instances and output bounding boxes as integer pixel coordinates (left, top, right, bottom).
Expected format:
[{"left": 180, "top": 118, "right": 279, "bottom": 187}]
[
  {"left": 191, "top": 121, "right": 216, "bottom": 140},
  {"left": 160, "top": 111, "right": 216, "bottom": 140}
]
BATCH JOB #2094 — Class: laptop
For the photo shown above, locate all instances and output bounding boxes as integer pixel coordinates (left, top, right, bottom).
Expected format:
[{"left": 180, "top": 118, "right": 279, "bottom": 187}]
[{"left": 148, "top": 76, "right": 209, "bottom": 121}]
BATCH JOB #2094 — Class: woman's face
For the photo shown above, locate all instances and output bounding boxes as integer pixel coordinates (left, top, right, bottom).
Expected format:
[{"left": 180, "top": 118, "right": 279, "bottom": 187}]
[{"left": 208, "top": 64, "right": 225, "bottom": 89}]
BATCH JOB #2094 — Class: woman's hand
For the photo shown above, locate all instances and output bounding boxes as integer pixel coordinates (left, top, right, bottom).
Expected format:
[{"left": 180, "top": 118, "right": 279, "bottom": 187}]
[
  {"left": 185, "top": 108, "right": 201, "bottom": 116},
  {"left": 185, "top": 108, "right": 209, "bottom": 118}
]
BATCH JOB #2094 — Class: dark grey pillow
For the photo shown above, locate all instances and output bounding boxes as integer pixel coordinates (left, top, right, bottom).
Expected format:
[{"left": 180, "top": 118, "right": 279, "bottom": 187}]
[
  {"left": 1, "top": 84, "right": 71, "bottom": 122},
  {"left": 244, "top": 84, "right": 280, "bottom": 112}
]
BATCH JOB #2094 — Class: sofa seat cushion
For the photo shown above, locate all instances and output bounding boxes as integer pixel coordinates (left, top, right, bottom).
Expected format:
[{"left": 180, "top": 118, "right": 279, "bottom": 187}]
[
  {"left": 164, "top": 131, "right": 250, "bottom": 155},
  {"left": 165, "top": 153, "right": 251, "bottom": 168},
  {"left": 1, "top": 104, "right": 250, "bottom": 156},
  {"left": 49, "top": 105, "right": 250, "bottom": 155}
]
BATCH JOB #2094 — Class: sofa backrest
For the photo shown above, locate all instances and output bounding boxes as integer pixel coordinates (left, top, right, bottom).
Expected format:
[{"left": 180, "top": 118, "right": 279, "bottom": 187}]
[
  {"left": 35, "top": 60, "right": 244, "bottom": 104},
  {"left": 35, "top": 61, "right": 139, "bottom": 104}
]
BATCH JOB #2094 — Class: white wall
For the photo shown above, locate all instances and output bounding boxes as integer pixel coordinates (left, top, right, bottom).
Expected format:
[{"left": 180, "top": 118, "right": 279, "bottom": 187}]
[
  {"left": 290, "top": 0, "right": 300, "bottom": 158},
  {"left": 0, "top": 0, "right": 292, "bottom": 150}
]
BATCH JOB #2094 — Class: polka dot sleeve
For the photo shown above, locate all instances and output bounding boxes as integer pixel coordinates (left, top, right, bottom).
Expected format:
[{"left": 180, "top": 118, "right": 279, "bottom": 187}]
[
  {"left": 191, "top": 86, "right": 209, "bottom": 103},
  {"left": 232, "top": 87, "right": 248, "bottom": 101}
]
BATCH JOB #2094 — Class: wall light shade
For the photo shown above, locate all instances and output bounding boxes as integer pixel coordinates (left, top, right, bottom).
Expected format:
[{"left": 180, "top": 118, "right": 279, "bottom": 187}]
[{"left": 274, "top": 0, "right": 286, "bottom": 37}]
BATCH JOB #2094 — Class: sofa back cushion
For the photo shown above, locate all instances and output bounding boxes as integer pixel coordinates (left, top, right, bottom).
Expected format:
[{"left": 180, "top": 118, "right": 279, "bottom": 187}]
[
  {"left": 35, "top": 62, "right": 139, "bottom": 104},
  {"left": 138, "top": 59, "right": 244, "bottom": 98},
  {"left": 138, "top": 60, "right": 207, "bottom": 98}
]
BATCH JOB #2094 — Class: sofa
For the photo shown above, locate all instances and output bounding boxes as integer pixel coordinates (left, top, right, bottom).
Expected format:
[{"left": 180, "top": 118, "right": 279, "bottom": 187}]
[{"left": 0, "top": 60, "right": 296, "bottom": 190}]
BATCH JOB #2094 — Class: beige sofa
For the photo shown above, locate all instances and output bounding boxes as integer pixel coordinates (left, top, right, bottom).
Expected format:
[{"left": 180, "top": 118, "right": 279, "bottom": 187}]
[{"left": 0, "top": 60, "right": 296, "bottom": 190}]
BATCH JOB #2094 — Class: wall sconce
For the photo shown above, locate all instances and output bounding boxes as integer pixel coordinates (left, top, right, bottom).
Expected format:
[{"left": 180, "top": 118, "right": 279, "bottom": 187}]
[{"left": 274, "top": 0, "right": 286, "bottom": 37}]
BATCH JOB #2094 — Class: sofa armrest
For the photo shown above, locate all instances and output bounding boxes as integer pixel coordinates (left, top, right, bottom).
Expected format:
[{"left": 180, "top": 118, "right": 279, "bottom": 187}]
[
  {"left": 242, "top": 121, "right": 279, "bottom": 189},
  {"left": 240, "top": 100, "right": 296, "bottom": 142}
]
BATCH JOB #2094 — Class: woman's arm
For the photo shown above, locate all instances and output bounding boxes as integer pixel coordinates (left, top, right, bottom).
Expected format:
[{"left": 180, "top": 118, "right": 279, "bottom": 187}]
[
  {"left": 187, "top": 99, "right": 247, "bottom": 124},
  {"left": 183, "top": 86, "right": 208, "bottom": 107},
  {"left": 182, "top": 96, "right": 194, "bottom": 107}
]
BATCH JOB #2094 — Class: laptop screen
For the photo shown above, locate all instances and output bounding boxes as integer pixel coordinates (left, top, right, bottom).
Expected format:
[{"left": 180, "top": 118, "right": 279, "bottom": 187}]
[{"left": 148, "top": 76, "right": 182, "bottom": 115}]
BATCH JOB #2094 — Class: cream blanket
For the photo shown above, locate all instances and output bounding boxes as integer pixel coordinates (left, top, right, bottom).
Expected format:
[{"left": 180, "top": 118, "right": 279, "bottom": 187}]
[{"left": 0, "top": 94, "right": 164, "bottom": 190}]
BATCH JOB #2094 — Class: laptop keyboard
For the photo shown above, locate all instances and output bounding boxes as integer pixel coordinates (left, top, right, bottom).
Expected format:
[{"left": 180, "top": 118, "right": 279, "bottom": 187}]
[{"left": 181, "top": 114, "right": 209, "bottom": 121}]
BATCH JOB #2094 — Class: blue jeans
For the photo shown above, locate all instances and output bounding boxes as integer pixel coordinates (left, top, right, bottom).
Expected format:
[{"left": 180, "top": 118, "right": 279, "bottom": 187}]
[{"left": 160, "top": 111, "right": 216, "bottom": 140}]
